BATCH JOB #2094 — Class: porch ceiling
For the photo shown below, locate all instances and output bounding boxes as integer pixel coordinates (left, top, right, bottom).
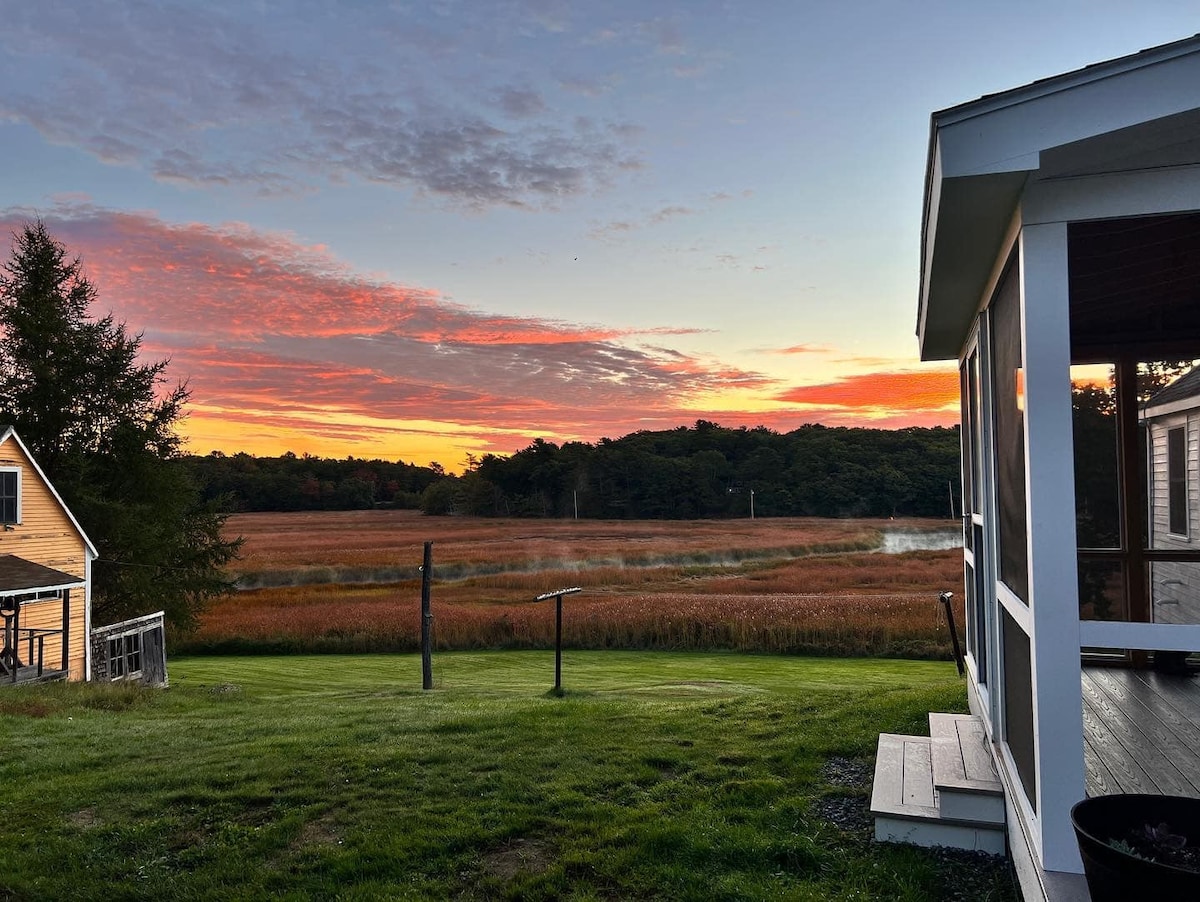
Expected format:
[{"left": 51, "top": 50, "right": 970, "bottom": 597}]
[
  {"left": 1069, "top": 211, "right": 1200, "bottom": 360},
  {"left": 918, "top": 35, "right": 1200, "bottom": 362}
]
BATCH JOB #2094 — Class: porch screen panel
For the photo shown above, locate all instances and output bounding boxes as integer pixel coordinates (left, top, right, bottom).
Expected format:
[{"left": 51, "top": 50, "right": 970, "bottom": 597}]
[
  {"left": 990, "top": 259, "right": 1029, "bottom": 602},
  {"left": 961, "top": 350, "right": 982, "bottom": 552},
  {"left": 965, "top": 542, "right": 987, "bottom": 684},
  {"left": 1001, "top": 609, "right": 1036, "bottom": 811},
  {"left": 1071, "top": 365, "right": 1120, "bottom": 549},
  {"left": 960, "top": 365, "right": 973, "bottom": 546}
]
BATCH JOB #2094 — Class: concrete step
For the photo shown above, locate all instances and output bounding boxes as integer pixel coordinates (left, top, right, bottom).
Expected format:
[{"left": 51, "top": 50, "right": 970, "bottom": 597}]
[
  {"left": 871, "top": 732, "right": 1006, "bottom": 855},
  {"left": 928, "top": 713, "right": 1005, "bottom": 825}
]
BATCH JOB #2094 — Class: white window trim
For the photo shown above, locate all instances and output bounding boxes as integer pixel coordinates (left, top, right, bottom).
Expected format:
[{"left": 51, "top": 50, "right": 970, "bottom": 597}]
[{"left": 0, "top": 466, "right": 20, "bottom": 525}]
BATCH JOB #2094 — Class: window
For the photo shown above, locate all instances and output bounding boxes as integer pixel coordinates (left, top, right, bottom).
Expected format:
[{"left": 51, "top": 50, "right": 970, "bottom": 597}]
[
  {"left": 0, "top": 469, "right": 17, "bottom": 525},
  {"left": 1169, "top": 426, "right": 1187, "bottom": 536},
  {"left": 107, "top": 632, "right": 142, "bottom": 680}
]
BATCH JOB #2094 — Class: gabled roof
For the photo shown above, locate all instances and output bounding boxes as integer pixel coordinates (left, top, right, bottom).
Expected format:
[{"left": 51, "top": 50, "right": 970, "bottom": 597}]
[
  {"left": 0, "top": 426, "right": 98, "bottom": 558},
  {"left": 1143, "top": 364, "right": 1200, "bottom": 418},
  {"left": 0, "top": 554, "right": 85, "bottom": 595},
  {"left": 918, "top": 35, "right": 1200, "bottom": 361}
]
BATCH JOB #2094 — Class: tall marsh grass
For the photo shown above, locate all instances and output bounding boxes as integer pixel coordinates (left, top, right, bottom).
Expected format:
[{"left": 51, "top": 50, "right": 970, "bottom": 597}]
[
  {"left": 189, "top": 513, "right": 966, "bottom": 658},
  {"left": 183, "top": 591, "right": 961, "bottom": 658}
]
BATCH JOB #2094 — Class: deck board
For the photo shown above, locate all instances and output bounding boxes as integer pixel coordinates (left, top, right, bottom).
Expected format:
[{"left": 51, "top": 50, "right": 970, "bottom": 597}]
[
  {"left": 0, "top": 664, "right": 68, "bottom": 686},
  {"left": 1083, "top": 667, "right": 1200, "bottom": 798}
]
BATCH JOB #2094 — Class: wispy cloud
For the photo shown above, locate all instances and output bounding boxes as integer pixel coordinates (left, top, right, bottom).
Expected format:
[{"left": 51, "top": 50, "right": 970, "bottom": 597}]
[
  {"left": 767, "top": 344, "right": 838, "bottom": 356},
  {"left": 0, "top": 4, "right": 643, "bottom": 209},
  {"left": 1, "top": 205, "right": 777, "bottom": 458}
]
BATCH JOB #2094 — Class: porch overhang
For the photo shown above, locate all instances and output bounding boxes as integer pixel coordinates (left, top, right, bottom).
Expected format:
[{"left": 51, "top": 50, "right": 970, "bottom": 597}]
[
  {"left": 917, "top": 34, "right": 1200, "bottom": 362},
  {"left": 0, "top": 554, "right": 85, "bottom": 595}
]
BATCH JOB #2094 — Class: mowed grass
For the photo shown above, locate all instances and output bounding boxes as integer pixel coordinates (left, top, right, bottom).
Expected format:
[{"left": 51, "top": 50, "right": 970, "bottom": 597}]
[
  {"left": 0, "top": 652, "right": 1015, "bottom": 901},
  {"left": 191, "top": 512, "right": 965, "bottom": 659}
]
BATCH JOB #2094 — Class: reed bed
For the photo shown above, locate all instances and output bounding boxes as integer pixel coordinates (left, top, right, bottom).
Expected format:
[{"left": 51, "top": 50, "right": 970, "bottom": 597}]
[
  {"left": 186, "top": 537, "right": 965, "bottom": 658},
  {"left": 189, "top": 513, "right": 965, "bottom": 658},
  {"left": 185, "top": 590, "right": 962, "bottom": 659},
  {"left": 226, "top": 510, "right": 900, "bottom": 577}
]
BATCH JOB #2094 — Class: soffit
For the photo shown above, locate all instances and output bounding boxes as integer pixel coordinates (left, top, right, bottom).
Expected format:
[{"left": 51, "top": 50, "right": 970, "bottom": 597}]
[{"left": 917, "top": 36, "right": 1200, "bottom": 362}]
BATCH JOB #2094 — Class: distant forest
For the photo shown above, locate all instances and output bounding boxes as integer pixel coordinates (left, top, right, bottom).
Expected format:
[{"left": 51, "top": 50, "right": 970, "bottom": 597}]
[{"left": 185, "top": 421, "right": 962, "bottom": 520}]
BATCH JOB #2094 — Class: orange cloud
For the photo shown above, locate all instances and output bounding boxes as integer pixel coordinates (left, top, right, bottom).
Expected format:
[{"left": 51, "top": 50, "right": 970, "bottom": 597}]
[
  {"left": 768, "top": 343, "right": 836, "bottom": 355},
  {"left": 777, "top": 370, "right": 960, "bottom": 417},
  {"left": 0, "top": 206, "right": 957, "bottom": 464}
]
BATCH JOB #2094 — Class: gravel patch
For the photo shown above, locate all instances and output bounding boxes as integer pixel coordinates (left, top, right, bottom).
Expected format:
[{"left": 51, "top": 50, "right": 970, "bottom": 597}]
[
  {"left": 926, "top": 847, "right": 1020, "bottom": 901},
  {"left": 813, "top": 794, "right": 873, "bottom": 834},
  {"left": 820, "top": 756, "right": 872, "bottom": 788}
]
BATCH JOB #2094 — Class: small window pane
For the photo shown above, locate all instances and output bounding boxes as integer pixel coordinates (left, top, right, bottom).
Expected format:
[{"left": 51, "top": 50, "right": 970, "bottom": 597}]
[
  {"left": 1078, "top": 558, "right": 1126, "bottom": 621},
  {"left": 1168, "top": 427, "right": 1187, "bottom": 536},
  {"left": 0, "top": 471, "right": 16, "bottom": 524},
  {"left": 108, "top": 638, "right": 124, "bottom": 678}
]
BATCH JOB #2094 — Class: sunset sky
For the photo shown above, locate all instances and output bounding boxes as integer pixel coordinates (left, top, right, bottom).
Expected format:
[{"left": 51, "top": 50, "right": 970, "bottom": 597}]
[{"left": 1, "top": 3, "right": 1194, "bottom": 469}]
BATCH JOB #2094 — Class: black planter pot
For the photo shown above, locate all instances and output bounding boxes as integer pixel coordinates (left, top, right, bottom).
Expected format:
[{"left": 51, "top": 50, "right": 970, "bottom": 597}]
[{"left": 1071, "top": 794, "right": 1200, "bottom": 901}]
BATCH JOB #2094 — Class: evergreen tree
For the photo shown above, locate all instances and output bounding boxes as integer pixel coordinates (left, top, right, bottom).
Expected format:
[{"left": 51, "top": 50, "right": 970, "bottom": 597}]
[{"left": 0, "top": 220, "right": 240, "bottom": 629}]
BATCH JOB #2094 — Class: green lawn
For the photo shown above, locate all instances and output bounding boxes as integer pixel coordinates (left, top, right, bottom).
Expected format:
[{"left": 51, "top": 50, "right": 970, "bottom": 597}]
[{"left": 0, "top": 652, "right": 1016, "bottom": 900}]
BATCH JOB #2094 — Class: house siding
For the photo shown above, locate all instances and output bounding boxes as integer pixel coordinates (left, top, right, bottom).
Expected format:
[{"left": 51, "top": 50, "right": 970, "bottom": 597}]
[
  {"left": 0, "top": 437, "right": 88, "bottom": 581},
  {"left": 1146, "top": 414, "right": 1200, "bottom": 624},
  {"left": 0, "top": 434, "right": 89, "bottom": 679}
]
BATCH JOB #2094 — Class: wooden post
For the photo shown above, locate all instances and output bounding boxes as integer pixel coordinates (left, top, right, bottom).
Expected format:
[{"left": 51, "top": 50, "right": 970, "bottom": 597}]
[
  {"left": 421, "top": 541, "right": 433, "bottom": 690},
  {"left": 555, "top": 593, "right": 563, "bottom": 692},
  {"left": 61, "top": 588, "right": 70, "bottom": 673}
]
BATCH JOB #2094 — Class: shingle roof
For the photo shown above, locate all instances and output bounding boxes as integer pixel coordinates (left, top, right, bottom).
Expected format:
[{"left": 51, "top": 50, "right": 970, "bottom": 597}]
[
  {"left": 0, "top": 554, "right": 84, "bottom": 594},
  {"left": 1144, "top": 365, "right": 1200, "bottom": 411},
  {"left": 936, "top": 34, "right": 1200, "bottom": 120}
]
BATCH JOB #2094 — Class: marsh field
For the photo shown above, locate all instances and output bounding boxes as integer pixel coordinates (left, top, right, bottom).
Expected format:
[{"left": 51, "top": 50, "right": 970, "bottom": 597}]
[{"left": 184, "top": 512, "right": 965, "bottom": 659}]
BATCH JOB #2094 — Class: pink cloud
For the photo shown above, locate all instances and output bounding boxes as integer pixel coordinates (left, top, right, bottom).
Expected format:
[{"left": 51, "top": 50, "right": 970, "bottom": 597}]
[{"left": 0, "top": 207, "right": 956, "bottom": 461}]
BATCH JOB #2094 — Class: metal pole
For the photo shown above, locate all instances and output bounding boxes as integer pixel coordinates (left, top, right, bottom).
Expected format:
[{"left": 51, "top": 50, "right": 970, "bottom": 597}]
[
  {"left": 421, "top": 541, "right": 433, "bottom": 690},
  {"left": 939, "top": 592, "right": 965, "bottom": 677},
  {"left": 573, "top": 490, "right": 578, "bottom": 520},
  {"left": 555, "top": 593, "right": 563, "bottom": 692},
  {"left": 750, "top": 489, "right": 755, "bottom": 520}
]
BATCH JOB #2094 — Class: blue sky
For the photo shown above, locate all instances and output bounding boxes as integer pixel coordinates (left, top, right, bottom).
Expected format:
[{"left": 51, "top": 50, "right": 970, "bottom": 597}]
[{"left": 1, "top": 1, "right": 1196, "bottom": 466}]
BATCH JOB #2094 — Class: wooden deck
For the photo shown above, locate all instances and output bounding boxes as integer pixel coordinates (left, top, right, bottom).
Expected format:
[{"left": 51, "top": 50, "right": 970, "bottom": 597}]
[
  {"left": 0, "top": 663, "right": 68, "bottom": 686},
  {"left": 1083, "top": 666, "right": 1200, "bottom": 797}
]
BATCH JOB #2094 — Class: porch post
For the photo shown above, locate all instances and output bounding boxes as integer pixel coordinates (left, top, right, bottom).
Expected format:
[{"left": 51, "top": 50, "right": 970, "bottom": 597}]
[
  {"left": 1019, "top": 221, "right": 1086, "bottom": 873},
  {"left": 62, "top": 588, "right": 70, "bottom": 673}
]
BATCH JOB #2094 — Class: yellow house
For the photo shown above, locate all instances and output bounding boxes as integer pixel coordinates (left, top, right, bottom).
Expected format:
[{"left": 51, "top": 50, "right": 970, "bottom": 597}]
[{"left": 0, "top": 426, "right": 96, "bottom": 683}]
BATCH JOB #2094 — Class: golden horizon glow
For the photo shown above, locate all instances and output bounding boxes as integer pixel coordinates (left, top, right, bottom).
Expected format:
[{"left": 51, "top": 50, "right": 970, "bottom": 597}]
[{"left": 8, "top": 208, "right": 960, "bottom": 470}]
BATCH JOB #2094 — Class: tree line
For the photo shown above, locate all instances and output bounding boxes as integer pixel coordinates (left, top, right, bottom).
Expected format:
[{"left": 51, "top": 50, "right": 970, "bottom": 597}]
[
  {"left": 182, "top": 451, "right": 443, "bottom": 512},
  {"left": 185, "top": 421, "right": 962, "bottom": 520}
]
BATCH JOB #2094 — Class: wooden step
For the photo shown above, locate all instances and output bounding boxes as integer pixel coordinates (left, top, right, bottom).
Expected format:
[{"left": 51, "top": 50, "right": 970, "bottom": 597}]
[
  {"left": 871, "top": 732, "right": 1006, "bottom": 854},
  {"left": 929, "top": 713, "right": 1005, "bottom": 825}
]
